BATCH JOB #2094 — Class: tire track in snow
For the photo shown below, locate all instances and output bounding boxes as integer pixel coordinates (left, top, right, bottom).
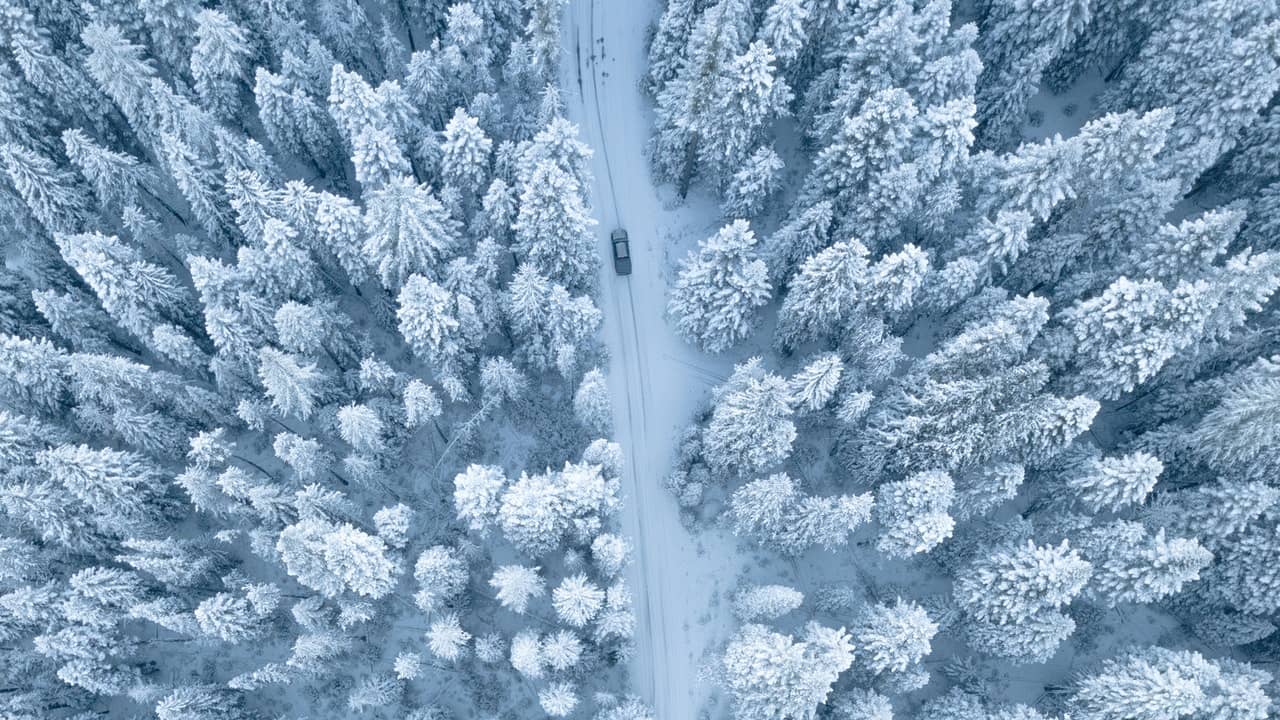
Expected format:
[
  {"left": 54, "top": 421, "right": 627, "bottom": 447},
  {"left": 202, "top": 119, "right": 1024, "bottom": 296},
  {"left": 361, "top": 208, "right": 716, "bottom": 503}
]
[
  {"left": 585, "top": 0, "right": 621, "bottom": 223},
  {"left": 570, "top": 1, "right": 671, "bottom": 711},
  {"left": 563, "top": 2, "right": 747, "bottom": 716}
]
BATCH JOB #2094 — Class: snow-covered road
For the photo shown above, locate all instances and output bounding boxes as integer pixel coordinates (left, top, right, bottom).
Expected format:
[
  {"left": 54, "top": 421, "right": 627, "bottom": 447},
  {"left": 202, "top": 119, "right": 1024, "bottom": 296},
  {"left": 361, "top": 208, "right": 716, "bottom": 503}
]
[{"left": 560, "top": 1, "right": 748, "bottom": 716}]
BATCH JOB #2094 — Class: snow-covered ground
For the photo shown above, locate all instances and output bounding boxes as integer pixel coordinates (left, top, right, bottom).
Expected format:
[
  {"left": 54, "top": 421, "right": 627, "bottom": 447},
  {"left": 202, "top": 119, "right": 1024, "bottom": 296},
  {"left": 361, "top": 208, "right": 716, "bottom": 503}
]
[{"left": 559, "top": 2, "right": 754, "bottom": 715}]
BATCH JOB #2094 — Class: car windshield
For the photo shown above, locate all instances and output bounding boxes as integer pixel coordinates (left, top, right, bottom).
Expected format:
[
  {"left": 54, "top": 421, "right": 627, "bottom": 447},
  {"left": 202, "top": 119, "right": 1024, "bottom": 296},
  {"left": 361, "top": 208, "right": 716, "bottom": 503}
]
[{"left": 614, "top": 242, "right": 628, "bottom": 259}]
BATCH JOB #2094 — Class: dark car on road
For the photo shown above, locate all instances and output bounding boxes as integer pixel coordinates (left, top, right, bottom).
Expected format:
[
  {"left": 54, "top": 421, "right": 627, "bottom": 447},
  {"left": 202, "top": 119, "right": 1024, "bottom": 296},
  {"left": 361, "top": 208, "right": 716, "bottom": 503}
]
[{"left": 611, "top": 228, "right": 632, "bottom": 275}]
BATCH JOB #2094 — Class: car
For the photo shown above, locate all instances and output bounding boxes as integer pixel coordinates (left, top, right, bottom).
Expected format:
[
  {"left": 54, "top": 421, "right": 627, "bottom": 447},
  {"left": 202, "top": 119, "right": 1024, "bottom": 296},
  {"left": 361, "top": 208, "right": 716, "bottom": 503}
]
[{"left": 611, "top": 228, "right": 632, "bottom": 275}]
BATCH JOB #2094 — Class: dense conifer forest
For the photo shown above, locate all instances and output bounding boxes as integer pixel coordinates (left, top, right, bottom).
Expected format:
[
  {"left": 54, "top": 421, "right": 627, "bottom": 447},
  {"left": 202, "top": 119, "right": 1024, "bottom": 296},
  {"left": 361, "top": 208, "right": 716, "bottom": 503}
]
[{"left": 1, "top": 0, "right": 1280, "bottom": 718}]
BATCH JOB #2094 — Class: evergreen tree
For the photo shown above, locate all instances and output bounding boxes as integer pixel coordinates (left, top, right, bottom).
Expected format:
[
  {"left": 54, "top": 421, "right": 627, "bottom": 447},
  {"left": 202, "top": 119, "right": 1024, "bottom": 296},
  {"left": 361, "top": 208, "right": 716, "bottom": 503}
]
[
  {"left": 761, "top": 199, "right": 835, "bottom": 283},
  {"left": 1077, "top": 521, "right": 1212, "bottom": 607},
  {"left": 953, "top": 540, "right": 1092, "bottom": 624},
  {"left": 190, "top": 9, "right": 250, "bottom": 119},
  {"left": 954, "top": 462, "right": 1025, "bottom": 520},
  {"left": 350, "top": 125, "right": 411, "bottom": 189},
  {"left": 860, "top": 355, "right": 1096, "bottom": 474},
  {"left": 414, "top": 545, "right": 469, "bottom": 611},
  {"left": 729, "top": 473, "right": 873, "bottom": 555},
  {"left": 1042, "top": 0, "right": 1166, "bottom": 92},
  {"left": 397, "top": 273, "right": 482, "bottom": 386},
  {"left": 783, "top": 492, "right": 877, "bottom": 554},
  {"left": 788, "top": 353, "right": 843, "bottom": 413},
  {"left": 540, "top": 682, "right": 579, "bottom": 717},
  {"left": 55, "top": 231, "right": 192, "bottom": 342},
  {"left": 337, "top": 403, "right": 386, "bottom": 455},
  {"left": 453, "top": 464, "right": 507, "bottom": 535},
  {"left": 1126, "top": 208, "right": 1244, "bottom": 285},
  {"left": 277, "top": 519, "right": 400, "bottom": 599},
  {"left": 875, "top": 471, "right": 956, "bottom": 558},
  {"left": 1188, "top": 357, "right": 1280, "bottom": 482},
  {"left": 650, "top": 0, "right": 753, "bottom": 188},
  {"left": 1193, "top": 249, "right": 1280, "bottom": 363},
  {"left": 720, "top": 623, "right": 854, "bottom": 720},
  {"left": 347, "top": 675, "right": 402, "bottom": 713},
  {"left": 254, "top": 67, "right": 341, "bottom": 169},
  {"left": 81, "top": 22, "right": 160, "bottom": 138},
  {"left": 645, "top": 0, "right": 697, "bottom": 95},
  {"left": 195, "top": 591, "right": 271, "bottom": 643},
  {"left": 759, "top": 0, "right": 811, "bottom": 64},
  {"left": 696, "top": 41, "right": 793, "bottom": 182},
  {"left": 574, "top": 368, "right": 612, "bottom": 435},
  {"left": 504, "top": 265, "right": 602, "bottom": 376},
  {"left": 722, "top": 145, "right": 785, "bottom": 218},
  {"left": 830, "top": 689, "right": 894, "bottom": 720},
  {"left": 313, "top": 190, "right": 371, "bottom": 285},
  {"left": 36, "top": 443, "right": 169, "bottom": 533},
  {"left": 363, "top": 176, "right": 458, "bottom": 289},
  {"left": 0, "top": 143, "right": 92, "bottom": 234},
  {"left": 427, "top": 613, "right": 471, "bottom": 661},
  {"left": 553, "top": 574, "right": 605, "bottom": 627},
  {"left": 801, "top": 88, "right": 920, "bottom": 246},
  {"left": 543, "top": 629, "right": 584, "bottom": 671},
  {"left": 775, "top": 239, "right": 871, "bottom": 351},
  {"left": 440, "top": 107, "right": 492, "bottom": 192},
  {"left": 852, "top": 599, "right": 937, "bottom": 676},
  {"left": 1045, "top": 276, "right": 1214, "bottom": 399},
  {"left": 491, "top": 564, "right": 545, "bottom": 614},
  {"left": 62, "top": 129, "right": 157, "bottom": 211},
  {"left": 524, "top": 0, "right": 567, "bottom": 81},
  {"left": 591, "top": 533, "right": 631, "bottom": 577},
  {"left": 966, "top": 610, "right": 1076, "bottom": 665},
  {"left": 704, "top": 358, "right": 795, "bottom": 476},
  {"left": 33, "top": 289, "right": 115, "bottom": 353},
  {"left": 117, "top": 537, "right": 223, "bottom": 586},
  {"left": 733, "top": 584, "right": 804, "bottom": 622},
  {"left": 155, "top": 686, "right": 250, "bottom": 720},
  {"left": 1066, "top": 451, "right": 1163, "bottom": 513},
  {"left": 1209, "top": 520, "right": 1280, "bottom": 616},
  {"left": 273, "top": 433, "right": 330, "bottom": 482},
  {"left": 1162, "top": 477, "right": 1279, "bottom": 551},
  {"left": 162, "top": 131, "right": 237, "bottom": 243},
  {"left": 498, "top": 470, "right": 569, "bottom": 556},
  {"left": 512, "top": 159, "right": 597, "bottom": 290},
  {"left": 1072, "top": 647, "right": 1271, "bottom": 720},
  {"left": 402, "top": 379, "right": 442, "bottom": 431},
  {"left": 669, "top": 220, "right": 771, "bottom": 353},
  {"left": 257, "top": 347, "right": 325, "bottom": 421},
  {"left": 510, "top": 629, "right": 545, "bottom": 679},
  {"left": 1108, "top": 2, "right": 1280, "bottom": 183},
  {"left": 863, "top": 243, "right": 929, "bottom": 319}
]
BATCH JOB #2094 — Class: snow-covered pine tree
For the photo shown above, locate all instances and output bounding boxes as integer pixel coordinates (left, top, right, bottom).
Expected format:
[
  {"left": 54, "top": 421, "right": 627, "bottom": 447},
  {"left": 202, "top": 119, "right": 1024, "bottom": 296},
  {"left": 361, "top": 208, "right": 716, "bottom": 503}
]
[
  {"left": 852, "top": 599, "right": 937, "bottom": 677},
  {"left": 1071, "top": 647, "right": 1271, "bottom": 720},
  {"left": 668, "top": 220, "right": 771, "bottom": 354},
  {"left": 732, "top": 584, "right": 804, "bottom": 621},
  {"left": 953, "top": 539, "right": 1091, "bottom": 624},
  {"left": 874, "top": 471, "right": 956, "bottom": 558},
  {"left": 722, "top": 145, "right": 785, "bottom": 218},
  {"left": 720, "top": 622, "right": 854, "bottom": 720},
  {"left": 363, "top": 176, "right": 458, "bottom": 289},
  {"left": 512, "top": 158, "right": 597, "bottom": 290},
  {"left": 703, "top": 358, "right": 795, "bottom": 476},
  {"left": 1076, "top": 521, "right": 1212, "bottom": 606},
  {"left": 650, "top": 0, "right": 753, "bottom": 190}
]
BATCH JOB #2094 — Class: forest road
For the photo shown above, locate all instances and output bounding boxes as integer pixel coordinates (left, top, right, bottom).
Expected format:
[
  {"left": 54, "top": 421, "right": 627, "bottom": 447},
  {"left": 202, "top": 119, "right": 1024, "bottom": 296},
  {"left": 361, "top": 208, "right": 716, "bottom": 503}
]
[{"left": 561, "top": 0, "right": 745, "bottom": 717}]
